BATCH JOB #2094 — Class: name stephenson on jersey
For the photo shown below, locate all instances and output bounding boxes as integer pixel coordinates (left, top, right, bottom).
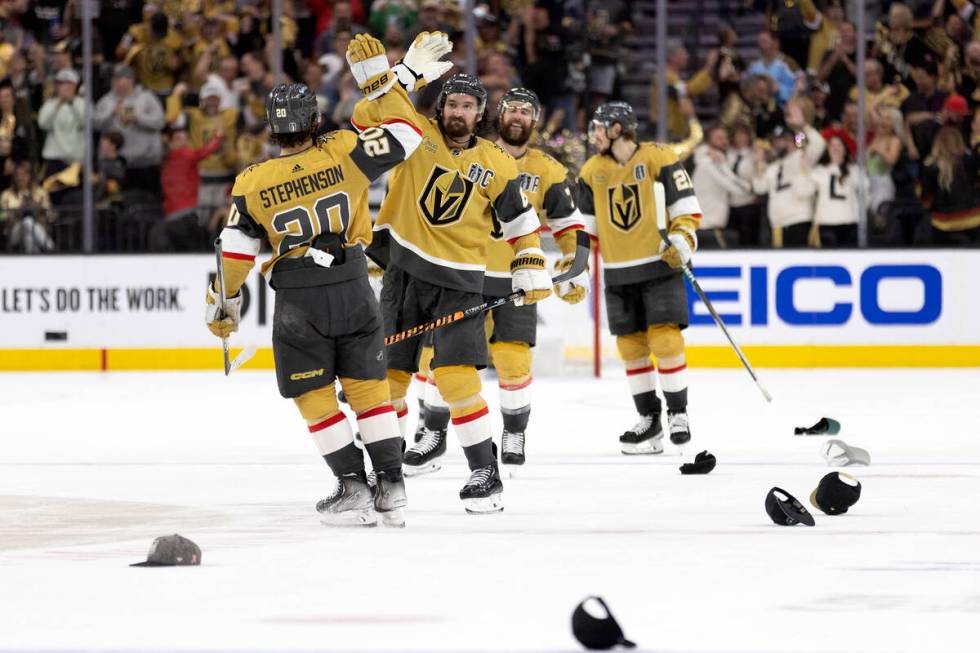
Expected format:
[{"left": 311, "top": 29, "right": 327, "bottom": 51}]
[
  {"left": 214, "top": 85, "right": 424, "bottom": 295},
  {"left": 355, "top": 100, "right": 541, "bottom": 294},
  {"left": 483, "top": 148, "right": 583, "bottom": 297},
  {"left": 577, "top": 142, "right": 702, "bottom": 285}
]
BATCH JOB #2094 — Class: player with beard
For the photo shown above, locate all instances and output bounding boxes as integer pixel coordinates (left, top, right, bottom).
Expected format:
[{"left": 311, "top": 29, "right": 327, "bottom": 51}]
[
  {"left": 411, "top": 88, "right": 588, "bottom": 472},
  {"left": 363, "top": 74, "right": 551, "bottom": 514},
  {"left": 577, "top": 102, "right": 704, "bottom": 454}
]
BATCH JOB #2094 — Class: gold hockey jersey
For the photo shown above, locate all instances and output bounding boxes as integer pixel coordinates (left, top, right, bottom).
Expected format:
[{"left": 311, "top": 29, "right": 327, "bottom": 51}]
[
  {"left": 483, "top": 148, "right": 583, "bottom": 297},
  {"left": 358, "top": 107, "right": 542, "bottom": 294},
  {"left": 217, "top": 85, "right": 424, "bottom": 295},
  {"left": 577, "top": 142, "right": 702, "bottom": 286}
]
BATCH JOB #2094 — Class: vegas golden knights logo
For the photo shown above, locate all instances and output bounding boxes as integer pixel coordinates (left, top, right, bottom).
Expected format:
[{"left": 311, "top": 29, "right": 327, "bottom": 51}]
[
  {"left": 607, "top": 183, "right": 642, "bottom": 231},
  {"left": 419, "top": 165, "right": 475, "bottom": 226}
]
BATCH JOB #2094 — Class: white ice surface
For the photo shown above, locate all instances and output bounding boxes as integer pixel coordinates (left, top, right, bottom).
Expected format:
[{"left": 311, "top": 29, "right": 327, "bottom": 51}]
[{"left": 1, "top": 369, "right": 979, "bottom": 652}]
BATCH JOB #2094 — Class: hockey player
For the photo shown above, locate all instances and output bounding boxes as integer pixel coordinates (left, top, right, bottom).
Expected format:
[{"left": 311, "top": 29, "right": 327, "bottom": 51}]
[
  {"left": 364, "top": 73, "right": 551, "bottom": 514},
  {"left": 204, "top": 33, "right": 453, "bottom": 527},
  {"left": 411, "top": 88, "right": 588, "bottom": 471},
  {"left": 577, "top": 102, "right": 703, "bottom": 454}
]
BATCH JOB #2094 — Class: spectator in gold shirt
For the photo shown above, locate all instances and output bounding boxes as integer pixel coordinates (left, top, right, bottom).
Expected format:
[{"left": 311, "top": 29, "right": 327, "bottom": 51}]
[
  {"left": 650, "top": 41, "right": 713, "bottom": 141},
  {"left": 123, "top": 12, "right": 184, "bottom": 102}
]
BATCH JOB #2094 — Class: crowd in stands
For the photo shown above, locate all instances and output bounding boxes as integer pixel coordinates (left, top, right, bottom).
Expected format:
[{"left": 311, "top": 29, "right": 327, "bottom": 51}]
[
  {"left": 0, "top": 0, "right": 977, "bottom": 253},
  {"left": 675, "top": 0, "right": 980, "bottom": 247}
]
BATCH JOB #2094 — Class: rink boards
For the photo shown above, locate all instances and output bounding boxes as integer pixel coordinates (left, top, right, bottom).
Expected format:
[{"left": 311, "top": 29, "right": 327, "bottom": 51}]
[{"left": 1, "top": 249, "right": 979, "bottom": 370}]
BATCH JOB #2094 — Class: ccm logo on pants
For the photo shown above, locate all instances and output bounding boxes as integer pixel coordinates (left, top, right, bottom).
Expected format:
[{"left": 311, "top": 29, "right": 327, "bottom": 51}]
[{"left": 291, "top": 369, "right": 325, "bottom": 380}]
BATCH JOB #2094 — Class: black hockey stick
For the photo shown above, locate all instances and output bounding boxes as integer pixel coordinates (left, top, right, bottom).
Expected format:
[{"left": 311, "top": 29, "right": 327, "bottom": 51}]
[
  {"left": 384, "top": 230, "right": 590, "bottom": 346},
  {"left": 658, "top": 227, "right": 772, "bottom": 402},
  {"left": 214, "top": 240, "right": 257, "bottom": 375}
]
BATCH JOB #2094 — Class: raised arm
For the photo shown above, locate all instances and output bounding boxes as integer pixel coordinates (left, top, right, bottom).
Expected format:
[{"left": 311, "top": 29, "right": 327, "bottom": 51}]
[{"left": 345, "top": 33, "right": 452, "bottom": 181}]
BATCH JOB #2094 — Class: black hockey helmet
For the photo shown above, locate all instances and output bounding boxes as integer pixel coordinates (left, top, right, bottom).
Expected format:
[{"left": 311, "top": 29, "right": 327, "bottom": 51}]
[
  {"left": 497, "top": 87, "right": 541, "bottom": 122},
  {"left": 437, "top": 72, "right": 488, "bottom": 118},
  {"left": 266, "top": 83, "right": 318, "bottom": 135},
  {"left": 589, "top": 101, "right": 638, "bottom": 139}
]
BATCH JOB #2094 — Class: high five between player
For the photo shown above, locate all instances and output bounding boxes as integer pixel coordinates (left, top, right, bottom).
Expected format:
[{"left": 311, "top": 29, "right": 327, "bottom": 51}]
[
  {"left": 577, "top": 102, "right": 703, "bottom": 454},
  {"left": 204, "top": 34, "right": 454, "bottom": 527}
]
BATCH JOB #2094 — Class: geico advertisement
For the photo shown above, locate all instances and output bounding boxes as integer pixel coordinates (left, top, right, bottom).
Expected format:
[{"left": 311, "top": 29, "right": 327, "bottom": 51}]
[
  {"left": 676, "top": 250, "right": 974, "bottom": 345},
  {"left": 0, "top": 251, "right": 977, "bottom": 348}
]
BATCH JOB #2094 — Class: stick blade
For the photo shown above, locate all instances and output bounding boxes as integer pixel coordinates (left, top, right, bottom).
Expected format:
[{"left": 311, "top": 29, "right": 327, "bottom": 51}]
[
  {"left": 228, "top": 345, "right": 257, "bottom": 374},
  {"left": 552, "top": 229, "right": 591, "bottom": 284},
  {"left": 760, "top": 384, "right": 773, "bottom": 403}
]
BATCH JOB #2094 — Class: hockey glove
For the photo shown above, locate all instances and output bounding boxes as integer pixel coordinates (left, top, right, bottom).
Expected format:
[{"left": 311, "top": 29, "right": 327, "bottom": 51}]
[
  {"left": 511, "top": 248, "right": 552, "bottom": 306},
  {"left": 346, "top": 34, "right": 395, "bottom": 99},
  {"left": 659, "top": 231, "right": 694, "bottom": 269},
  {"left": 392, "top": 31, "right": 454, "bottom": 92},
  {"left": 553, "top": 254, "right": 589, "bottom": 304},
  {"left": 205, "top": 285, "right": 242, "bottom": 338}
]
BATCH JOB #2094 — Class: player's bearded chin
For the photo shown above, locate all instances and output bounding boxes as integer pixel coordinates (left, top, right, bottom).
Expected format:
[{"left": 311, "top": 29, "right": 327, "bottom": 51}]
[
  {"left": 442, "top": 115, "right": 474, "bottom": 138},
  {"left": 500, "top": 119, "right": 531, "bottom": 146}
]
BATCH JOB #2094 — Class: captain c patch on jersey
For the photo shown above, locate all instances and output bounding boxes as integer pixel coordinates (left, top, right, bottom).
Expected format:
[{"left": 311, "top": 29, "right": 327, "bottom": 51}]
[
  {"left": 607, "top": 183, "right": 642, "bottom": 231},
  {"left": 419, "top": 165, "right": 475, "bottom": 226}
]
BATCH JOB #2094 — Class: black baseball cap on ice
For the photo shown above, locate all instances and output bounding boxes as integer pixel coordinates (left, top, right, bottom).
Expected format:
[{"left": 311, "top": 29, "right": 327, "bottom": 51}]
[
  {"left": 811, "top": 472, "right": 862, "bottom": 515},
  {"left": 765, "top": 487, "right": 815, "bottom": 526},
  {"left": 572, "top": 596, "right": 636, "bottom": 650},
  {"left": 131, "top": 534, "right": 201, "bottom": 567}
]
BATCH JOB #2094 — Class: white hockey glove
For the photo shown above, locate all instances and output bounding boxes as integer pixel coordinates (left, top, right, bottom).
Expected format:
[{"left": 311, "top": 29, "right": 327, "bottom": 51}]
[
  {"left": 659, "top": 231, "right": 694, "bottom": 269},
  {"left": 511, "top": 247, "right": 552, "bottom": 306},
  {"left": 553, "top": 254, "right": 590, "bottom": 305},
  {"left": 392, "top": 31, "right": 454, "bottom": 92},
  {"left": 346, "top": 34, "right": 395, "bottom": 99},
  {"left": 205, "top": 285, "right": 242, "bottom": 338}
]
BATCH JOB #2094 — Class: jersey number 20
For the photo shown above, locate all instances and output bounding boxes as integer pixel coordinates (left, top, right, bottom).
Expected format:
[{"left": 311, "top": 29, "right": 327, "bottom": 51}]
[{"left": 271, "top": 192, "right": 351, "bottom": 256}]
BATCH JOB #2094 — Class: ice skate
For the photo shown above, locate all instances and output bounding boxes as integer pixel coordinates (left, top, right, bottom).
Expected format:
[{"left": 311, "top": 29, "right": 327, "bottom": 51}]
[
  {"left": 403, "top": 427, "right": 446, "bottom": 476},
  {"left": 459, "top": 461, "right": 504, "bottom": 514},
  {"left": 316, "top": 472, "right": 377, "bottom": 527},
  {"left": 501, "top": 430, "right": 526, "bottom": 468},
  {"left": 668, "top": 410, "right": 691, "bottom": 451},
  {"left": 619, "top": 413, "right": 664, "bottom": 455},
  {"left": 373, "top": 469, "right": 407, "bottom": 528}
]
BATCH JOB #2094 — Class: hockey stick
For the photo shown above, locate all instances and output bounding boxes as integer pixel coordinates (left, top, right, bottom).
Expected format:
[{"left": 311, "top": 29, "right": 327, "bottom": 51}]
[
  {"left": 384, "top": 230, "right": 591, "bottom": 346},
  {"left": 653, "top": 182, "right": 770, "bottom": 402},
  {"left": 214, "top": 239, "right": 257, "bottom": 375}
]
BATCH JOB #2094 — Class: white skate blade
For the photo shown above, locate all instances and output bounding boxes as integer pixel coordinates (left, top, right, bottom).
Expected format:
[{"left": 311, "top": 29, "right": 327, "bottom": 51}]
[
  {"left": 318, "top": 506, "right": 378, "bottom": 527},
  {"left": 621, "top": 437, "right": 664, "bottom": 455},
  {"left": 378, "top": 507, "right": 405, "bottom": 528},
  {"left": 463, "top": 493, "right": 504, "bottom": 514},
  {"left": 403, "top": 459, "right": 442, "bottom": 477},
  {"left": 501, "top": 463, "right": 521, "bottom": 479}
]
